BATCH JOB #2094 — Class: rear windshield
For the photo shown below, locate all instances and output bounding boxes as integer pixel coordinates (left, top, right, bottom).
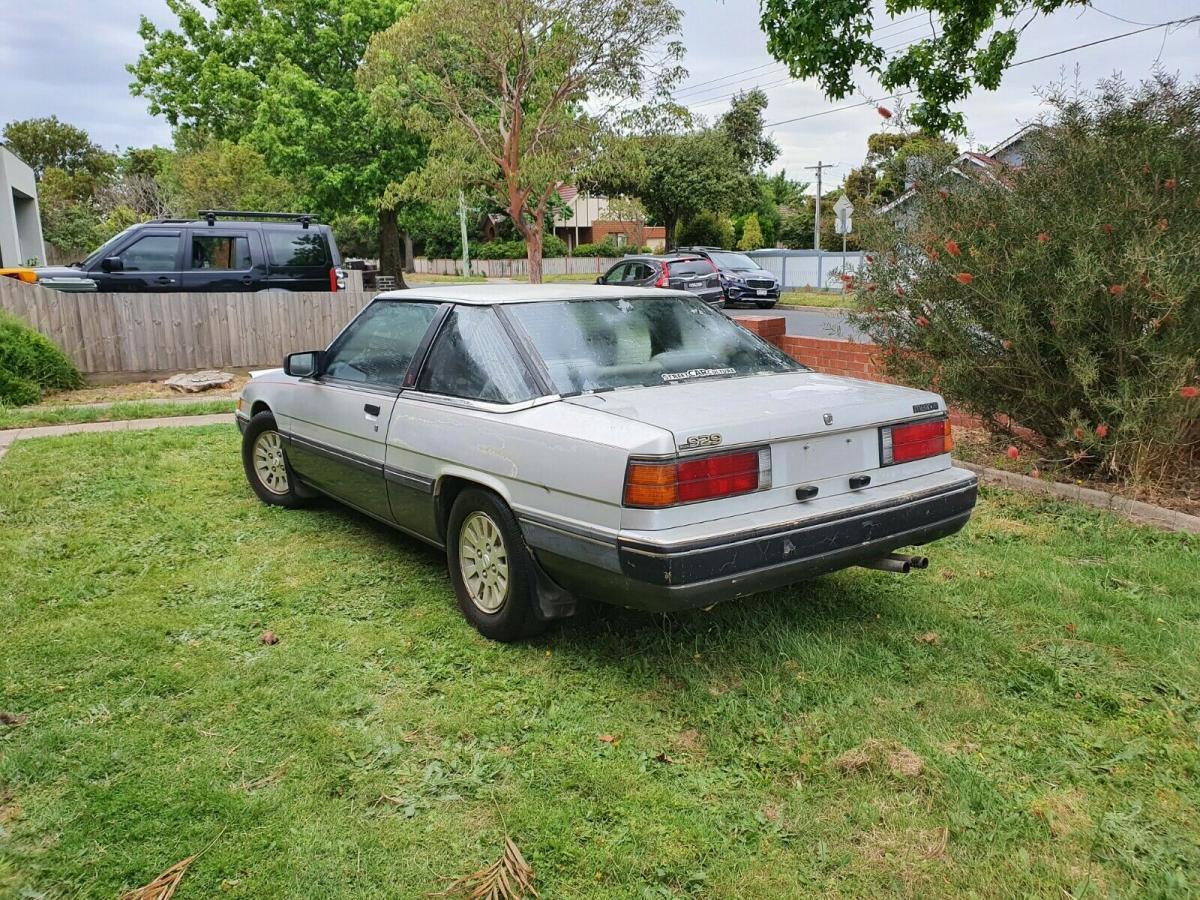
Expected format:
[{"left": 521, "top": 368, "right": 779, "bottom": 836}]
[
  {"left": 509, "top": 296, "right": 803, "bottom": 396},
  {"left": 265, "top": 228, "right": 329, "bottom": 267},
  {"left": 667, "top": 259, "right": 714, "bottom": 276}
]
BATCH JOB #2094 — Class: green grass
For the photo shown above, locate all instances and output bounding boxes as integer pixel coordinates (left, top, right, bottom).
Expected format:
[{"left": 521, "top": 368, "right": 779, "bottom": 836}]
[
  {"left": 778, "top": 290, "right": 855, "bottom": 309},
  {"left": 407, "top": 273, "right": 488, "bottom": 285},
  {"left": 0, "top": 399, "right": 234, "bottom": 430},
  {"left": 2, "top": 427, "right": 1199, "bottom": 898}
]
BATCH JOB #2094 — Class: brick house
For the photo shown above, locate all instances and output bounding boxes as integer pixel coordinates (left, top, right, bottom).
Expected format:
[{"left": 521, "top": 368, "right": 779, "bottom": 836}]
[{"left": 553, "top": 189, "right": 666, "bottom": 251}]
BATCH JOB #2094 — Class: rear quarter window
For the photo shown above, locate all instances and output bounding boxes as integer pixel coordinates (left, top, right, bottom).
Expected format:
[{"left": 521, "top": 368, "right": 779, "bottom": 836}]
[
  {"left": 265, "top": 229, "right": 329, "bottom": 267},
  {"left": 667, "top": 260, "right": 714, "bottom": 276}
]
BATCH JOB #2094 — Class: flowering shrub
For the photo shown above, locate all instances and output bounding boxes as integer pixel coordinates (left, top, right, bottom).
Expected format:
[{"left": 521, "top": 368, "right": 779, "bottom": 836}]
[{"left": 849, "top": 73, "right": 1199, "bottom": 481}]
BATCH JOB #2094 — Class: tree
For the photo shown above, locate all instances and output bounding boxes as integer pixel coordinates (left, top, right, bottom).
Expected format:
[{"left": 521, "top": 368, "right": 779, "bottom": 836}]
[
  {"left": 844, "top": 130, "right": 958, "bottom": 204},
  {"left": 606, "top": 195, "right": 650, "bottom": 251},
  {"left": 738, "top": 213, "right": 764, "bottom": 250},
  {"left": 1, "top": 116, "right": 114, "bottom": 179},
  {"left": 161, "top": 139, "right": 300, "bottom": 216},
  {"left": 758, "top": 0, "right": 1086, "bottom": 133},
  {"left": 637, "top": 129, "right": 744, "bottom": 250},
  {"left": 360, "top": 0, "right": 684, "bottom": 282},
  {"left": 848, "top": 72, "right": 1200, "bottom": 482},
  {"left": 130, "top": 0, "right": 423, "bottom": 279}
]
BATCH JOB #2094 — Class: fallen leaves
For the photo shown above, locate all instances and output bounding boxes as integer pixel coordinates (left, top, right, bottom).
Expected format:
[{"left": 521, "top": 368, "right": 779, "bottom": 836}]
[
  {"left": 0, "top": 711, "right": 28, "bottom": 726},
  {"left": 434, "top": 837, "right": 539, "bottom": 899},
  {"left": 915, "top": 631, "right": 941, "bottom": 646},
  {"left": 259, "top": 630, "right": 279, "bottom": 645}
]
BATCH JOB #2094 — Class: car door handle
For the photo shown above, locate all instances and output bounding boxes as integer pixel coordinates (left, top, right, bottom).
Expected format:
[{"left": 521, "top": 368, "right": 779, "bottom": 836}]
[
  {"left": 154, "top": 276, "right": 174, "bottom": 284},
  {"left": 241, "top": 275, "right": 253, "bottom": 284},
  {"left": 363, "top": 403, "right": 381, "bottom": 417}
]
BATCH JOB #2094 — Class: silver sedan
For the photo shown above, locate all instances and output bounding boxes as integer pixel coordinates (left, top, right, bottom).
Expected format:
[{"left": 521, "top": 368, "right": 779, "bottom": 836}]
[{"left": 237, "top": 285, "right": 977, "bottom": 641}]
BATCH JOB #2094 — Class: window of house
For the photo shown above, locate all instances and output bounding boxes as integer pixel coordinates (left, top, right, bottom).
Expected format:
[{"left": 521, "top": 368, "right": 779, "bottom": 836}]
[{"left": 190, "top": 235, "right": 252, "bottom": 270}]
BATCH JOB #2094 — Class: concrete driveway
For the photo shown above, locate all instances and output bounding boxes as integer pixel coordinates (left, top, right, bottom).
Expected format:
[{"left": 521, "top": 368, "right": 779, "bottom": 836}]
[{"left": 757, "top": 305, "right": 868, "bottom": 342}]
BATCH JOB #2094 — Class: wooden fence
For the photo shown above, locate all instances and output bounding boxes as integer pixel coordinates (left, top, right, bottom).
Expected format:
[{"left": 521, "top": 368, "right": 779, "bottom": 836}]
[
  {"left": 414, "top": 255, "right": 622, "bottom": 277},
  {"left": 0, "top": 276, "right": 372, "bottom": 376}
]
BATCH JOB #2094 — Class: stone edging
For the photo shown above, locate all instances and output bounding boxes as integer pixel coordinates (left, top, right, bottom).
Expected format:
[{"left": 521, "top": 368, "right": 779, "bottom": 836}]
[{"left": 959, "top": 461, "right": 1200, "bottom": 534}]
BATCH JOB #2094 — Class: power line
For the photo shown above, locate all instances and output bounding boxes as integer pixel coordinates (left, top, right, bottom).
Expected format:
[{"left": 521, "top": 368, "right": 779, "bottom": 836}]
[{"left": 762, "top": 15, "right": 1200, "bottom": 129}]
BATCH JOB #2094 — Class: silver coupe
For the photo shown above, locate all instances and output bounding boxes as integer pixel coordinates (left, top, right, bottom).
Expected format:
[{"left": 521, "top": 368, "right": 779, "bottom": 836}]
[{"left": 237, "top": 285, "right": 977, "bottom": 641}]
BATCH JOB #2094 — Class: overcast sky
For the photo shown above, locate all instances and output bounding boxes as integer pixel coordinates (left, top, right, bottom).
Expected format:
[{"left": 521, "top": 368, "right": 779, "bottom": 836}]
[{"left": 2, "top": 1, "right": 1198, "bottom": 193}]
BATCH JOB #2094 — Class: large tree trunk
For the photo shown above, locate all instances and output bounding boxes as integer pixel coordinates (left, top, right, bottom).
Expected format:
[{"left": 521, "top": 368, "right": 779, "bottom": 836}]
[
  {"left": 402, "top": 230, "right": 414, "bottom": 273},
  {"left": 379, "top": 208, "right": 407, "bottom": 287},
  {"left": 664, "top": 213, "right": 678, "bottom": 250},
  {"left": 525, "top": 227, "right": 544, "bottom": 284}
]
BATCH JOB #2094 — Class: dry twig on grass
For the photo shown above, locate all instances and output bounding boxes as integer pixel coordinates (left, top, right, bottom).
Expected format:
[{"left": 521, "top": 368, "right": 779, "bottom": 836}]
[
  {"left": 119, "top": 827, "right": 225, "bottom": 900},
  {"left": 433, "top": 837, "right": 539, "bottom": 899}
]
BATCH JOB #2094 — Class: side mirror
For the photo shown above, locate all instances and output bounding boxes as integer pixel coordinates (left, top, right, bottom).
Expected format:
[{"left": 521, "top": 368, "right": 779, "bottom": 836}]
[
  {"left": 284, "top": 350, "right": 324, "bottom": 378},
  {"left": 595, "top": 276, "right": 606, "bottom": 285},
  {"left": 100, "top": 256, "right": 124, "bottom": 273}
]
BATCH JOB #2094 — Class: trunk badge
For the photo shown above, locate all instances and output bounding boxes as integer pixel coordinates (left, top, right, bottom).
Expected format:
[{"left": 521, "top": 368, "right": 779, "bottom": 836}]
[{"left": 823, "top": 413, "right": 834, "bottom": 425}]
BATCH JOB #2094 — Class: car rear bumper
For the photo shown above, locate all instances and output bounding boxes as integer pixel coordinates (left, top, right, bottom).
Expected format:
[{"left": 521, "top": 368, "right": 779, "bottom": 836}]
[{"left": 520, "top": 467, "right": 978, "bottom": 612}]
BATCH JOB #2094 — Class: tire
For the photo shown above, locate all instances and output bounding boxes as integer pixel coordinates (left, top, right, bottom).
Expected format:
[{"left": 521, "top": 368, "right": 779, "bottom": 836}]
[
  {"left": 446, "top": 488, "right": 544, "bottom": 642},
  {"left": 241, "top": 411, "right": 308, "bottom": 508},
  {"left": 756, "top": 301, "right": 777, "bottom": 309}
]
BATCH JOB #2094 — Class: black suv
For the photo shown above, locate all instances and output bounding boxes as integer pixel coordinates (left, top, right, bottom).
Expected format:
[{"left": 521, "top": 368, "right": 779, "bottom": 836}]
[
  {"left": 671, "top": 246, "right": 780, "bottom": 308},
  {"left": 34, "top": 211, "right": 346, "bottom": 293},
  {"left": 596, "top": 254, "right": 724, "bottom": 307}
]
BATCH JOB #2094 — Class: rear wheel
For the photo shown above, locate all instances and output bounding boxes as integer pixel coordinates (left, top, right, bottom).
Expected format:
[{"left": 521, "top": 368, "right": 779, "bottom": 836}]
[
  {"left": 241, "top": 411, "right": 308, "bottom": 508},
  {"left": 446, "top": 488, "right": 544, "bottom": 642},
  {"left": 756, "top": 300, "right": 777, "bottom": 309}
]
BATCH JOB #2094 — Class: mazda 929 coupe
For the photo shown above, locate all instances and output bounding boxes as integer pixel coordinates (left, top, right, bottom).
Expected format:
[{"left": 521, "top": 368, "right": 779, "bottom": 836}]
[{"left": 237, "top": 285, "right": 977, "bottom": 641}]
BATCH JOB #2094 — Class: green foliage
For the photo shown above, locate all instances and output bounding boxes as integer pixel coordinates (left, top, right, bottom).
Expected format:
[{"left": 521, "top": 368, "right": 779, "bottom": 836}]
[
  {"left": 360, "top": 0, "right": 684, "bottom": 281},
  {"left": 737, "top": 212, "right": 764, "bottom": 250},
  {"left": 676, "top": 211, "right": 734, "bottom": 249},
  {"left": 331, "top": 213, "right": 380, "bottom": 260},
  {"left": 0, "top": 312, "right": 83, "bottom": 406},
  {"left": 849, "top": 73, "right": 1200, "bottom": 481},
  {"left": 474, "top": 235, "right": 569, "bottom": 260},
  {"left": 159, "top": 139, "right": 299, "bottom": 216},
  {"left": 1, "top": 116, "right": 115, "bottom": 179},
  {"left": 572, "top": 241, "right": 621, "bottom": 257},
  {"left": 844, "top": 130, "right": 958, "bottom": 205},
  {"left": 759, "top": 0, "right": 1085, "bottom": 133}
]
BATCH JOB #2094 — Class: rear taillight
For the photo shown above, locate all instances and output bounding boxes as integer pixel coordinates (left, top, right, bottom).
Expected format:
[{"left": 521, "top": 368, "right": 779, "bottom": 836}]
[
  {"left": 881, "top": 417, "right": 953, "bottom": 465},
  {"left": 330, "top": 267, "right": 346, "bottom": 292},
  {"left": 655, "top": 262, "right": 670, "bottom": 288},
  {"left": 624, "top": 448, "right": 771, "bottom": 507}
]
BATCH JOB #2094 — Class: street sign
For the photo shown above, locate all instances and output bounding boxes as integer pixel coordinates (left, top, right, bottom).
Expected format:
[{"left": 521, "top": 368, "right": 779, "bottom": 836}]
[{"left": 833, "top": 194, "right": 854, "bottom": 235}]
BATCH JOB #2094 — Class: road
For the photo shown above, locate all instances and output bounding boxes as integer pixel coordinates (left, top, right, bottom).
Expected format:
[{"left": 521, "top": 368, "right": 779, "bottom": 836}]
[{"left": 743, "top": 304, "right": 868, "bottom": 342}]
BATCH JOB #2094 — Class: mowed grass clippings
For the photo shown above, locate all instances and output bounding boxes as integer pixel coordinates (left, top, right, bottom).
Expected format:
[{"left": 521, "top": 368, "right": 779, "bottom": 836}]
[{"left": 1, "top": 426, "right": 1198, "bottom": 898}]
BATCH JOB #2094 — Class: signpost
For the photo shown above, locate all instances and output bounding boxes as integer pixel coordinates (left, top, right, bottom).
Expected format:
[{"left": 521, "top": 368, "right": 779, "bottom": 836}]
[{"left": 833, "top": 194, "right": 855, "bottom": 282}]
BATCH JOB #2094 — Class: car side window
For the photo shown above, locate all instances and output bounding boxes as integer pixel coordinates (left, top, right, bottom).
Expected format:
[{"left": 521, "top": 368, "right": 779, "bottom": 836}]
[
  {"left": 119, "top": 234, "right": 181, "bottom": 271},
  {"left": 418, "top": 306, "right": 537, "bottom": 404},
  {"left": 265, "top": 228, "right": 328, "bottom": 267},
  {"left": 631, "top": 262, "right": 653, "bottom": 281},
  {"left": 323, "top": 301, "right": 439, "bottom": 388},
  {"left": 190, "top": 235, "right": 252, "bottom": 270},
  {"left": 603, "top": 263, "right": 628, "bottom": 283}
]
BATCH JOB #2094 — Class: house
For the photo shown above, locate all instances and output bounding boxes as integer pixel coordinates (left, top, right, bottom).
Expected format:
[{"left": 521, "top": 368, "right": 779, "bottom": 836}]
[
  {"left": 0, "top": 146, "right": 46, "bottom": 267},
  {"left": 553, "top": 189, "right": 666, "bottom": 251},
  {"left": 879, "top": 125, "right": 1040, "bottom": 219}
]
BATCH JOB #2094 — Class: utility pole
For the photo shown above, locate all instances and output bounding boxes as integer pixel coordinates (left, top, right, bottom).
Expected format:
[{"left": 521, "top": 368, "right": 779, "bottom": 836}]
[
  {"left": 805, "top": 160, "right": 837, "bottom": 287},
  {"left": 458, "top": 190, "right": 470, "bottom": 276}
]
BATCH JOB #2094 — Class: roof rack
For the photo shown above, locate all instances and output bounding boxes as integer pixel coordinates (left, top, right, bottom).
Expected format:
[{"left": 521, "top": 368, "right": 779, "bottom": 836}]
[{"left": 197, "top": 210, "right": 318, "bottom": 228}]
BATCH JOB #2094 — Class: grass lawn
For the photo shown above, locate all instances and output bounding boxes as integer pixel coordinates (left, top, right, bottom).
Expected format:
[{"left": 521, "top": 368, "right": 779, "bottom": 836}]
[
  {"left": 778, "top": 290, "right": 854, "bottom": 309},
  {"left": 2, "top": 427, "right": 1198, "bottom": 898},
  {"left": 406, "top": 274, "right": 488, "bottom": 285},
  {"left": 0, "top": 399, "right": 234, "bottom": 430}
]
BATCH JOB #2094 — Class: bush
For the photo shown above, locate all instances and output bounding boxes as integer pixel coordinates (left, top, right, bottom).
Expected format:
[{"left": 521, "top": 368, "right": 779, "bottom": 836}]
[
  {"left": 738, "top": 213, "right": 764, "bottom": 250},
  {"left": 848, "top": 73, "right": 1200, "bottom": 482},
  {"left": 676, "top": 211, "right": 734, "bottom": 249},
  {"left": 0, "top": 311, "right": 84, "bottom": 406},
  {"left": 572, "top": 240, "right": 621, "bottom": 257},
  {"left": 473, "top": 234, "right": 569, "bottom": 260}
]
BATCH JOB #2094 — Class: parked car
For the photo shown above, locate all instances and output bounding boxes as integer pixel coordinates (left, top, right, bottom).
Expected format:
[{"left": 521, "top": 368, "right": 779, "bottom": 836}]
[
  {"left": 32, "top": 211, "right": 346, "bottom": 293},
  {"left": 596, "top": 254, "right": 724, "bottom": 307},
  {"left": 672, "top": 246, "right": 781, "bottom": 308},
  {"left": 237, "top": 285, "right": 978, "bottom": 641}
]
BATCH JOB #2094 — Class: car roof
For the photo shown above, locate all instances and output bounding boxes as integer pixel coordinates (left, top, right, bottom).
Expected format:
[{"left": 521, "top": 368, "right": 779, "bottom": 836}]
[{"left": 373, "top": 284, "right": 698, "bottom": 305}]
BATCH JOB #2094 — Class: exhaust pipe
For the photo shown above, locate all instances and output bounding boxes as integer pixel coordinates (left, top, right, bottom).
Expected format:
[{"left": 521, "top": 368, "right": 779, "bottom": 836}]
[
  {"left": 890, "top": 552, "right": 928, "bottom": 569},
  {"left": 861, "top": 556, "right": 911, "bottom": 574}
]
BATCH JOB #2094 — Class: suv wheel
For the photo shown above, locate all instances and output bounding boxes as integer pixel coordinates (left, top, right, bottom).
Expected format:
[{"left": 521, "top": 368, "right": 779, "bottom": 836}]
[
  {"left": 241, "top": 411, "right": 308, "bottom": 508},
  {"left": 446, "top": 488, "right": 544, "bottom": 642},
  {"left": 756, "top": 300, "right": 777, "bottom": 309}
]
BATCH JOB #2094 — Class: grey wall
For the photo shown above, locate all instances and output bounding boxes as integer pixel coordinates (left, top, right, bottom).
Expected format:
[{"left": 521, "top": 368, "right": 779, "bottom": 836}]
[{"left": 0, "top": 147, "right": 46, "bottom": 267}]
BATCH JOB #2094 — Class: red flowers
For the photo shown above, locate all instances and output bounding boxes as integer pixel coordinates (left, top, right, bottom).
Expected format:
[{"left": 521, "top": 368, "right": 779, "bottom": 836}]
[
  {"left": 1095, "top": 423, "right": 1110, "bottom": 439},
  {"left": 1157, "top": 218, "right": 1169, "bottom": 231},
  {"left": 944, "top": 239, "right": 961, "bottom": 258},
  {"left": 865, "top": 282, "right": 878, "bottom": 292},
  {"left": 927, "top": 248, "right": 941, "bottom": 261},
  {"left": 1108, "top": 284, "right": 1125, "bottom": 296},
  {"left": 1006, "top": 446, "right": 1020, "bottom": 460},
  {"left": 1037, "top": 232, "right": 1050, "bottom": 243},
  {"left": 1073, "top": 426, "right": 1086, "bottom": 441},
  {"left": 915, "top": 315, "right": 930, "bottom": 327},
  {"left": 1181, "top": 386, "right": 1199, "bottom": 399},
  {"left": 936, "top": 188, "right": 949, "bottom": 200},
  {"left": 877, "top": 106, "right": 893, "bottom": 119},
  {"left": 1001, "top": 339, "right": 1013, "bottom": 350},
  {"left": 1163, "top": 178, "right": 1177, "bottom": 189},
  {"left": 895, "top": 285, "right": 906, "bottom": 296},
  {"left": 1100, "top": 223, "right": 1114, "bottom": 235},
  {"left": 954, "top": 272, "right": 974, "bottom": 285}
]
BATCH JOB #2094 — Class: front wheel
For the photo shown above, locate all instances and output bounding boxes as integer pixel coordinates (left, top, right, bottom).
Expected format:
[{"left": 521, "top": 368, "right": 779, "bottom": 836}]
[
  {"left": 446, "top": 488, "right": 544, "bottom": 642},
  {"left": 241, "top": 411, "right": 308, "bottom": 508}
]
